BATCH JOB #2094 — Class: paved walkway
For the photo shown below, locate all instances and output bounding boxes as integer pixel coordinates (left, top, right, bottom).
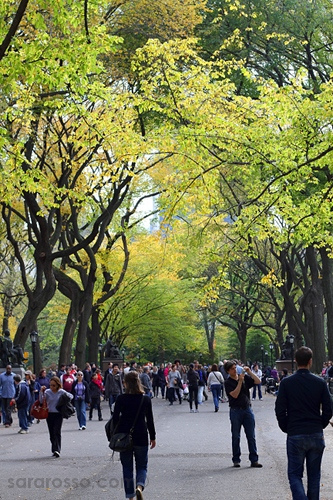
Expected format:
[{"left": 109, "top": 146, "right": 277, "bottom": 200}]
[{"left": 0, "top": 394, "right": 332, "bottom": 500}]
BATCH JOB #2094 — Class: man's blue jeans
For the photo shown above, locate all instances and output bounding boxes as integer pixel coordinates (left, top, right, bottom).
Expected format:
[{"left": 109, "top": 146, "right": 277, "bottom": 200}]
[
  {"left": 229, "top": 407, "right": 258, "bottom": 464},
  {"left": 120, "top": 445, "right": 148, "bottom": 498},
  {"left": 287, "top": 433, "right": 325, "bottom": 500},
  {"left": 211, "top": 384, "right": 221, "bottom": 409}
]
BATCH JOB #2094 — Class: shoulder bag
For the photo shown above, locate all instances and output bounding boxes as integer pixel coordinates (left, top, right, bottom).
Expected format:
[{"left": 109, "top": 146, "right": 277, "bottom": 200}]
[
  {"left": 109, "top": 396, "right": 144, "bottom": 453},
  {"left": 213, "top": 371, "right": 222, "bottom": 385}
]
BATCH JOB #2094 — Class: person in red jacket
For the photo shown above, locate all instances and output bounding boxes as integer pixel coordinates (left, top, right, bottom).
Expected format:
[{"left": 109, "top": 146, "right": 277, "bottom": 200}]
[
  {"left": 88, "top": 373, "right": 103, "bottom": 421},
  {"left": 60, "top": 366, "right": 76, "bottom": 392}
]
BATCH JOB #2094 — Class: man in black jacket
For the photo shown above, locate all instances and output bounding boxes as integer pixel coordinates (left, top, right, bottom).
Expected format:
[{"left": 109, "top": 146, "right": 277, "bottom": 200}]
[
  {"left": 104, "top": 364, "right": 123, "bottom": 414},
  {"left": 275, "top": 346, "right": 332, "bottom": 500}
]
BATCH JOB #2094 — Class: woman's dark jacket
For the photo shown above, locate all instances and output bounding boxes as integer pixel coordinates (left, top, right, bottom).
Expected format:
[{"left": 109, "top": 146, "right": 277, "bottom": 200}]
[
  {"left": 71, "top": 380, "right": 90, "bottom": 403},
  {"left": 113, "top": 393, "right": 156, "bottom": 446},
  {"left": 89, "top": 380, "right": 102, "bottom": 399},
  {"left": 157, "top": 369, "right": 166, "bottom": 386},
  {"left": 187, "top": 368, "right": 199, "bottom": 387}
]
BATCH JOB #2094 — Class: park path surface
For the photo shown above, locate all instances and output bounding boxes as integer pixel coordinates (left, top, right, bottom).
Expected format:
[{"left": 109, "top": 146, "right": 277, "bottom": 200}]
[{"left": 0, "top": 393, "right": 332, "bottom": 500}]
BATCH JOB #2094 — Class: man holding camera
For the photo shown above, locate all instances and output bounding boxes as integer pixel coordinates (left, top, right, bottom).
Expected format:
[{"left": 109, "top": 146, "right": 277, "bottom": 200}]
[{"left": 224, "top": 360, "right": 263, "bottom": 468}]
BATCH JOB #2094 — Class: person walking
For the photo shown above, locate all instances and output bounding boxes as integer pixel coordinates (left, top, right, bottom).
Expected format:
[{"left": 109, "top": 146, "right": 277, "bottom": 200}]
[
  {"left": 13, "top": 375, "right": 31, "bottom": 434},
  {"left": 187, "top": 363, "right": 199, "bottom": 413},
  {"left": 157, "top": 364, "right": 166, "bottom": 399},
  {"left": 167, "top": 364, "right": 182, "bottom": 405},
  {"left": 89, "top": 372, "right": 103, "bottom": 421},
  {"left": 40, "top": 376, "right": 73, "bottom": 457},
  {"left": 113, "top": 371, "right": 156, "bottom": 500},
  {"left": 71, "top": 371, "right": 90, "bottom": 430},
  {"left": 224, "top": 360, "right": 262, "bottom": 468},
  {"left": 104, "top": 363, "right": 123, "bottom": 414},
  {"left": 196, "top": 364, "right": 207, "bottom": 404},
  {"left": 140, "top": 367, "right": 152, "bottom": 397},
  {"left": 251, "top": 363, "right": 263, "bottom": 400},
  {"left": 207, "top": 364, "right": 224, "bottom": 412},
  {"left": 0, "top": 364, "right": 15, "bottom": 427},
  {"left": 275, "top": 346, "right": 332, "bottom": 500}
]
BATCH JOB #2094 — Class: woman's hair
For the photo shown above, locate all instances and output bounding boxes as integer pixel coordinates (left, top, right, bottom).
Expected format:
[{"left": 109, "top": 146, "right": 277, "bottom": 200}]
[
  {"left": 39, "top": 368, "right": 46, "bottom": 376},
  {"left": 124, "top": 371, "right": 144, "bottom": 394},
  {"left": 211, "top": 363, "right": 218, "bottom": 371},
  {"left": 50, "top": 376, "right": 62, "bottom": 390}
]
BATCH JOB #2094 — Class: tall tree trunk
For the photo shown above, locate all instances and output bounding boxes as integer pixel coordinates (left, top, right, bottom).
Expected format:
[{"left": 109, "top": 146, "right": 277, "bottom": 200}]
[
  {"left": 53, "top": 267, "right": 84, "bottom": 367},
  {"left": 237, "top": 323, "right": 247, "bottom": 364},
  {"left": 302, "top": 247, "right": 326, "bottom": 372},
  {"left": 202, "top": 308, "right": 216, "bottom": 360},
  {"left": 87, "top": 308, "right": 100, "bottom": 364},
  {"left": 320, "top": 247, "right": 333, "bottom": 360}
]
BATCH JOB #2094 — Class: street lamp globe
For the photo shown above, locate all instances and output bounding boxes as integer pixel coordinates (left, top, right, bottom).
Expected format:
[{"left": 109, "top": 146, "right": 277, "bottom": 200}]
[{"left": 30, "top": 331, "right": 38, "bottom": 343}]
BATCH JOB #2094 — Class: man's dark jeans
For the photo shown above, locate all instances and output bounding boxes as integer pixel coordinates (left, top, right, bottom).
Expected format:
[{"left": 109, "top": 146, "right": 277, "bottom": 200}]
[
  {"left": 287, "top": 433, "right": 325, "bottom": 500},
  {"left": 229, "top": 407, "right": 258, "bottom": 464},
  {"left": 2, "top": 398, "right": 13, "bottom": 425}
]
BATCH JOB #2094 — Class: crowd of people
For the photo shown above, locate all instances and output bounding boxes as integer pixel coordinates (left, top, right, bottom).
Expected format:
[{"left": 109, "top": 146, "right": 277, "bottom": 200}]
[{"left": 1, "top": 352, "right": 333, "bottom": 500}]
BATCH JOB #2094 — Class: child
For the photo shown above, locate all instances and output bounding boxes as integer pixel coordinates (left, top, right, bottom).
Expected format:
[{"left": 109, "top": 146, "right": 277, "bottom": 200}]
[{"left": 88, "top": 373, "right": 103, "bottom": 421}]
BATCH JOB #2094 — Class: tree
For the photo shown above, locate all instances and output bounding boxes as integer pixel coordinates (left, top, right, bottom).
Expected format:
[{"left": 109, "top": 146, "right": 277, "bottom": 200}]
[{"left": 197, "top": 0, "right": 333, "bottom": 92}]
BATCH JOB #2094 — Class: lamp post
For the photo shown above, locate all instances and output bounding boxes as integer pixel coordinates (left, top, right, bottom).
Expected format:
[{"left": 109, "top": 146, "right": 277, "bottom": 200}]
[
  {"left": 30, "top": 330, "right": 38, "bottom": 375},
  {"left": 122, "top": 348, "right": 125, "bottom": 363},
  {"left": 260, "top": 345, "right": 264, "bottom": 368},
  {"left": 137, "top": 353, "right": 141, "bottom": 365},
  {"left": 269, "top": 342, "right": 274, "bottom": 367},
  {"left": 199, "top": 353, "right": 203, "bottom": 365},
  {"left": 265, "top": 351, "right": 268, "bottom": 365},
  {"left": 289, "top": 335, "right": 295, "bottom": 373},
  {"left": 98, "top": 343, "right": 103, "bottom": 370}
]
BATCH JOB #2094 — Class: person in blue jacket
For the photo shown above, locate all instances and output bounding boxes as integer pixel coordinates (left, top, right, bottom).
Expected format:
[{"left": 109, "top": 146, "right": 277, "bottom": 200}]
[
  {"left": 0, "top": 364, "right": 15, "bottom": 427},
  {"left": 13, "top": 374, "right": 31, "bottom": 433}
]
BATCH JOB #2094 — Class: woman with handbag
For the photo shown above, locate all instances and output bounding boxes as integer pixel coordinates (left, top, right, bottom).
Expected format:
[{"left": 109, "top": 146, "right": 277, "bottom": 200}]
[
  {"left": 40, "top": 376, "right": 73, "bottom": 458},
  {"left": 112, "top": 371, "right": 156, "bottom": 500},
  {"left": 207, "top": 363, "right": 224, "bottom": 412}
]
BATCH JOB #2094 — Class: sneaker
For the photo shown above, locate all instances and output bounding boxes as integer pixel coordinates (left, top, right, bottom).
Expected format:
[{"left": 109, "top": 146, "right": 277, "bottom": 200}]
[
  {"left": 89, "top": 417, "right": 92, "bottom": 421},
  {"left": 259, "top": 398, "right": 263, "bottom": 401},
  {"left": 233, "top": 463, "right": 241, "bottom": 468},
  {"left": 53, "top": 451, "right": 60, "bottom": 458},
  {"left": 82, "top": 425, "right": 86, "bottom": 430},
  {"left": 190, "top": 409, "right": 194, "bottom": 413},
  {"left": 194, "top": 409, "right": 199, "bottom": 413},
  {"left": 98, "top": 417, "right": 103, "bottom": 421},
  {"left": 251, "top": 462, "right": 263, "bottom": 468},
  {"left": 79, "top": 427, "right": 82, "bottom": 430},
  {"left": 136, "top": 487, "right": 144, "bottom": 500},
  {"left": 18, "top": 429, "right": 28, "bottom": 434}
]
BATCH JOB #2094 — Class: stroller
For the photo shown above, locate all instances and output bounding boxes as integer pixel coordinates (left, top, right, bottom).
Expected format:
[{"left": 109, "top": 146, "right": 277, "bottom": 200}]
[
  {"left": 182, "top": 383, "right": 189, "bottom": 401},
  {"left": 265, "top": 377, "right": 278, "bottom": 395}
]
